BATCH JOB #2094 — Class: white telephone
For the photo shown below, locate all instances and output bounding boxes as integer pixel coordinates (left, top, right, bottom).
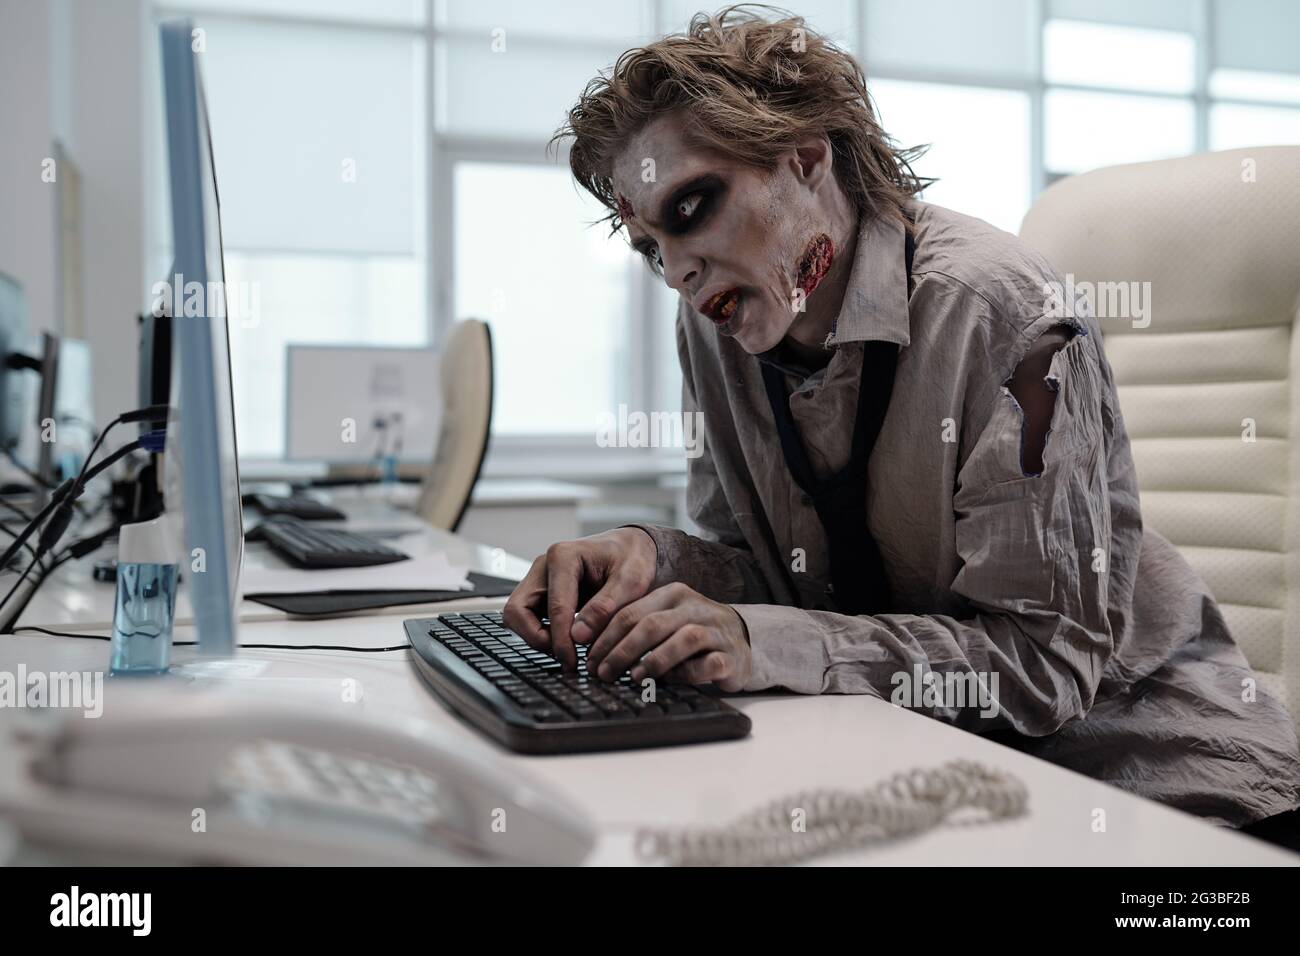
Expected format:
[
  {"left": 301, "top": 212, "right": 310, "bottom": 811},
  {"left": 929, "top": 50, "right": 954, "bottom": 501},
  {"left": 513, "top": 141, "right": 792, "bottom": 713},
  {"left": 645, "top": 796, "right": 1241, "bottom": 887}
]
[{"left": 0, "top": 686, "right": 594, "bottom": 866}]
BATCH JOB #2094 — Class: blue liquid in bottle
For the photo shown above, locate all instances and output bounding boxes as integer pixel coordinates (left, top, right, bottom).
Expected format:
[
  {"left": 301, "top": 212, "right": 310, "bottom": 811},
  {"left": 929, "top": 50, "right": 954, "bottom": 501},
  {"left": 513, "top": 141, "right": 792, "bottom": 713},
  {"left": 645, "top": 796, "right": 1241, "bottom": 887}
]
[{"left": 110, "top": 562, "right": 179, "bottom": 675}]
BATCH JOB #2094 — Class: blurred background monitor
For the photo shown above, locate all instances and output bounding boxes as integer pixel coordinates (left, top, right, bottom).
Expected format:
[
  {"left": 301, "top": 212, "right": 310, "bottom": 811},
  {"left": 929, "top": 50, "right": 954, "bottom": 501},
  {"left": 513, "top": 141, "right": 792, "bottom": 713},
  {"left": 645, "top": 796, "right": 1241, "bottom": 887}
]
[
  {"left": 12, "top": 333, "right": 94, "bottom": 485},
  {"left": 48, "top": 338, "right": 95, "bottom": 481},
  {"left": 0, "top": 274, "right": 31, "bottom": 456},
  {"left": 285, "top": 344, "right": 441, "bottom": 465}
]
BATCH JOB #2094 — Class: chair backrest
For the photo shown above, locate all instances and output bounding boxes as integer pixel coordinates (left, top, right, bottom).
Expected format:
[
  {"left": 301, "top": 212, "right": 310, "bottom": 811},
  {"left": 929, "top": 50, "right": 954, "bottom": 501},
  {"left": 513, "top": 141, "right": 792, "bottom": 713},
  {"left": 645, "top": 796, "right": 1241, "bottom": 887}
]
[
  {"left": 416, "top": 319, "right": 494, "bottom": 531},
  {"left": 1020, "top": 146, "right": 1300, "bottom": 725}
]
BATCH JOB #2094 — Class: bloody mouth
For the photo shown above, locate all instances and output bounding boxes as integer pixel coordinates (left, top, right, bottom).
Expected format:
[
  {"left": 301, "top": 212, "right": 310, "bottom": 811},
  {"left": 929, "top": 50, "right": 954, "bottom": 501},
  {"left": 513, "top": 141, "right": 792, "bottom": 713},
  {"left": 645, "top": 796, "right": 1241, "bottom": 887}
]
[
  {"left": 701, "top": 289, "right": 742, "bottom": 326},
  {"left": 796, "top": 233, "right": 835, "bottom": 298}
]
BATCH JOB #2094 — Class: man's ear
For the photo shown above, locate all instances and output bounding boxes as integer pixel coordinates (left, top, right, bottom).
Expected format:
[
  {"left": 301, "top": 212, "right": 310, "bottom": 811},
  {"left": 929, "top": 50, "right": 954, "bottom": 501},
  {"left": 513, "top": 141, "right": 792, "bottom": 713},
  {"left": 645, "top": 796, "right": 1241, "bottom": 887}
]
[{"left": 790, "top": 134, "right": 834, "bottom": 192}]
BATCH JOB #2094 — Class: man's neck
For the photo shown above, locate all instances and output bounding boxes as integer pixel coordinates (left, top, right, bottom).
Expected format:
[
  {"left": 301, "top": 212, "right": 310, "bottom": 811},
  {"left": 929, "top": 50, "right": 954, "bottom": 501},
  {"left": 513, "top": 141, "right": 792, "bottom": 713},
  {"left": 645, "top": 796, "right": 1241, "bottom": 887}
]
[{"left": 782, "top": 213, "right": 860, "bottom": 365}]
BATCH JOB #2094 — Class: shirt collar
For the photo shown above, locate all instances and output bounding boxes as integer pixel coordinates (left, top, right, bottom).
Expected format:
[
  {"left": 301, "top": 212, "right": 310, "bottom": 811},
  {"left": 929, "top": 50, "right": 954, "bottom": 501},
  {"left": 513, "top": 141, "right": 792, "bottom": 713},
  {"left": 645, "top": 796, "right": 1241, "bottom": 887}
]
[
  {"left": 823, "top": 209, "right": 912, "bottom": 349},
  {"left": 756, "top": 208, "right": 913, "bottom": 377}
]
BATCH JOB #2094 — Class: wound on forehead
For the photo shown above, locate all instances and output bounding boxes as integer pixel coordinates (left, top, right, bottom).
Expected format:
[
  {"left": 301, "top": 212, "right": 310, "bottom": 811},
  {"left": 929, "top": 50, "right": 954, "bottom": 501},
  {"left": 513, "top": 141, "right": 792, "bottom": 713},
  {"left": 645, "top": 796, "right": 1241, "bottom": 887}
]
[
  {"left": 616, "top": 193, "right": 635, "bottom": 222},
  {"left": 1005, "top": 324, "right": 1079, "bottom": 476}
]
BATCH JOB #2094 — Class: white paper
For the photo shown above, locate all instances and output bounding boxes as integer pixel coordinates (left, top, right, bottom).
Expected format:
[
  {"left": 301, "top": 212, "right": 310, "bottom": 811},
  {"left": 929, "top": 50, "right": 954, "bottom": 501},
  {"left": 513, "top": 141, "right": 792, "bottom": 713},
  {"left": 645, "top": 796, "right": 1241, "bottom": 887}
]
[{"left": 241, "top": 553, "right": 471, "bottom": 596}]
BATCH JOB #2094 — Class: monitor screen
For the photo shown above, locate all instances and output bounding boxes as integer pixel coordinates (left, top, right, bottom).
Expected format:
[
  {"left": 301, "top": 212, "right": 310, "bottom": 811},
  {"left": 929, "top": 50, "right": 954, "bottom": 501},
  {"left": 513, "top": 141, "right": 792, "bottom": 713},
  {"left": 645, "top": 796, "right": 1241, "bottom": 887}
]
[
  {"left": 159, "top": 19, "right": 243, "bottom": 655},
  {"left": 0, "top": 273, "right": 30, "bottom": 453},
  {"left": 285, "top": 345, "right": 442, "bottom": 465}
]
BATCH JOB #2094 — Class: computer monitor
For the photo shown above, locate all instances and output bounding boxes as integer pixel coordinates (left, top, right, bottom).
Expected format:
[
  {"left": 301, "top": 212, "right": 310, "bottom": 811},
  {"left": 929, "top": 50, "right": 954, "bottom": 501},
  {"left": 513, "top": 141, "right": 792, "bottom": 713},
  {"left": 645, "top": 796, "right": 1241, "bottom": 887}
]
[
  {"left": 159, "top": 19, "right": 243, "bottom": 656},
  {"left": 285, "top": 345, "right": 442, "bottom": 465},
  {"left": 9, "top": 332, "right": 96, "bottom": 487},
  {"left": 49, "top": 338, "right": 95, "bottom": 480},
  {"left": 0, "top": 274, "right": 32, "bottom": 455},
  {"left": 32, "top": 333, "right": 60, "bottom": 483}
]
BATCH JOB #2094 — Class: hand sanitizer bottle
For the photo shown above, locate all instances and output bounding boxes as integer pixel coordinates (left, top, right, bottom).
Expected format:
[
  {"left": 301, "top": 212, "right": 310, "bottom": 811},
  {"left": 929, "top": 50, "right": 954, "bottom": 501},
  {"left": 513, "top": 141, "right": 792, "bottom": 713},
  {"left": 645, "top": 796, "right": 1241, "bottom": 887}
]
[{"left": 110, "top": 514, "right": 179, "bottom": 675}]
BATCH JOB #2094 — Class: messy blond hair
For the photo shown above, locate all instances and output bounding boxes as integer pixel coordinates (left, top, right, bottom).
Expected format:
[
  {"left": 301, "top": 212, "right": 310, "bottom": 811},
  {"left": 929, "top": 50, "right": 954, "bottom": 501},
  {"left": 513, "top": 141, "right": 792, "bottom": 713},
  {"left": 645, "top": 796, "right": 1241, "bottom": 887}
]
[{"left": 554, "top": 4, "right": 929, "bottom": 233}]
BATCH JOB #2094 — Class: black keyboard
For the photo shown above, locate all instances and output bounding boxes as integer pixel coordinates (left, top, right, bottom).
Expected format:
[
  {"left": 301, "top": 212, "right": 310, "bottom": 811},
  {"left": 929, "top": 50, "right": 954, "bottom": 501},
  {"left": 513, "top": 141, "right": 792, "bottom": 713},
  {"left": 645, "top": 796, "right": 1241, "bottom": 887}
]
[
  {"left": 256, "top": 520, "right": 409, "bottom": 568},
  {"left": 405, "top": 611, "right": 752, "bottom": 754},
  {"left": 245, "top": 492, "right": 346, "bottom": 521}
]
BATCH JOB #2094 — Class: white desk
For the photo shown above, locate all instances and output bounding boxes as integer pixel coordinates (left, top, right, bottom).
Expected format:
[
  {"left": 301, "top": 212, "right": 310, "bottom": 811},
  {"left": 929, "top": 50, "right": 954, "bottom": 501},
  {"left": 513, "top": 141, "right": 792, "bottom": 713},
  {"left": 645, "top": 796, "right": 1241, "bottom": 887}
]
[
  {"left": 4, "top": 497, "right": 1293, "bottom": 865},
  {"left": 0, "top": 618, "right": 1290, "bottom": 865}
]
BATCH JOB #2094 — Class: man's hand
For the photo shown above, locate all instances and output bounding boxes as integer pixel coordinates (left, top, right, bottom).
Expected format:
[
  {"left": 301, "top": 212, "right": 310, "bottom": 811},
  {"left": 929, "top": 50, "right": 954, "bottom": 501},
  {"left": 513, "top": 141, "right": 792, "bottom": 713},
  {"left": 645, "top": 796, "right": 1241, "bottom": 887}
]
[
  {"left": 584, "top": 582, "right": 752, "bottom": 692},
  {"left": 502, "top": 527, "right": 658, "bottom": 670}
]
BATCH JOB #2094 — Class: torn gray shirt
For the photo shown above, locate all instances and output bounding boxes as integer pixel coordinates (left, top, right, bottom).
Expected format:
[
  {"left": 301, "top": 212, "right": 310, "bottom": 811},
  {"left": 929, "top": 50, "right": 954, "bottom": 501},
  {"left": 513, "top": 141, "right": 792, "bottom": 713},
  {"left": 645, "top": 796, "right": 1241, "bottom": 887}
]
[{"left": 635, "top": 200, "right": 1300, "bottom": 828}]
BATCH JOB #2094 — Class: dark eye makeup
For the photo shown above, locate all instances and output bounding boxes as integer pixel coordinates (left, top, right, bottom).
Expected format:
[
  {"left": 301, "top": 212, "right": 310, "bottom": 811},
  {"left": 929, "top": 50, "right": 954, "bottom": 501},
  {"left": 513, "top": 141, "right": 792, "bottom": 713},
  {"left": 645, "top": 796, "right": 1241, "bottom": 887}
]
[
  {"left": 663, "top": 174, "right": 725, "bottom": 234},
  {"left": 628, "top": 173, "right": 727, "bottom": 277}
]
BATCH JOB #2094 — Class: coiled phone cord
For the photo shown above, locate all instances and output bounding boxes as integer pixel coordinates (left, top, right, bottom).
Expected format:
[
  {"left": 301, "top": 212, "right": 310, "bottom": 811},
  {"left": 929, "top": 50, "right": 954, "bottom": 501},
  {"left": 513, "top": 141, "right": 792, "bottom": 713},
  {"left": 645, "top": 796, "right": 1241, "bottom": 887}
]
[{"left": 634, "top": 759, "right": 1029, "bottom": 867}]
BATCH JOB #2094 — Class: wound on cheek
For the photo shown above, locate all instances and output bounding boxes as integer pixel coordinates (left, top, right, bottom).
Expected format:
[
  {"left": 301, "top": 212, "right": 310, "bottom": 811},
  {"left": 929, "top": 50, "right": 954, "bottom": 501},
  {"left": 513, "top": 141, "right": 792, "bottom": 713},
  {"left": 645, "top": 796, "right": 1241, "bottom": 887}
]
[
  {"left": 796, "top": 233, "right": 835, "bottom": 297},
  {"left": 616, "top": 193, "right": 636, "bottom": 222}
]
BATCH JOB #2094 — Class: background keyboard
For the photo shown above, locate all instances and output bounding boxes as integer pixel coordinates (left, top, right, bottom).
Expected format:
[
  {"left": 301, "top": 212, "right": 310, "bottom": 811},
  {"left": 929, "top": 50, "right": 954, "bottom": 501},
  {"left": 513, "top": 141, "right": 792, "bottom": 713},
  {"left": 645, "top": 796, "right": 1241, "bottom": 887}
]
[
  {"left": 405, "top": 611, "right": 752, "bottom": 754},
  {"left": 256, "top": 520, "right": 409, "bottom": 568},
  {"left": 245, "top": 492, "right": 347, "bottom": 521}
]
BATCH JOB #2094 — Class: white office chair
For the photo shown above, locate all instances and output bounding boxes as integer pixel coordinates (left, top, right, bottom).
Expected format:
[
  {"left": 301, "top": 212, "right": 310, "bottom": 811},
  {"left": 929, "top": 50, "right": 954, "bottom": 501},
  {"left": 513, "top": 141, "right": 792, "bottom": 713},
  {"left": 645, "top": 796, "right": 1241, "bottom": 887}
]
[
  {"left": 1020, "top": 146, "right": 1300, "bottom": 727},
  {"left": 416, "top": 319, "right": 494, "bottom": 532}
]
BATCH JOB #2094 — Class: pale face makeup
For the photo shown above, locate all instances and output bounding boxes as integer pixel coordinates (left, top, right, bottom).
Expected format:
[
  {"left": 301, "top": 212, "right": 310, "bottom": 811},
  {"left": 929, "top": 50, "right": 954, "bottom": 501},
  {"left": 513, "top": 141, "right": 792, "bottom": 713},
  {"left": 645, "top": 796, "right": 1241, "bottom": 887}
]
[{"left": 610, "top": 112, "right": 857, "bottom": 355}]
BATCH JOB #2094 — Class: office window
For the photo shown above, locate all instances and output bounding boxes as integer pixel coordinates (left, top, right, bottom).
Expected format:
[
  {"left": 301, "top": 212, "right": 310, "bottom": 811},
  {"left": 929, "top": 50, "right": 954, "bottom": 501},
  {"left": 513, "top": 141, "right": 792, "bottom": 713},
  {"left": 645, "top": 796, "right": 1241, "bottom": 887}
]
[
  {"left": 1210, "top": 104, "right": 1300, "bottom": 150},
  {"left": 1042, "top": 18, "right": 1196, "bottom": 177},
  {"left": 663, "top": 0, "right": 857, "bottom": 48},
  {"left": 434, "top": 36, "right": 626, "bottom": 139},
  {"left": 1044, "top": 19, "right": 1195, "bottom": 94},
  {"left": 176, "top": 0, "right": 424, "bottom": 25},
  {"left": 654, "top": 281, "right": 683, "bottom": 418},
  {"left": 1209, "top": 69, "right": 1300, "bottom": 151},
  {"left": 224, "top": 255, "right": 425, "bottom": 457},
  {"left": 153, "top": 10, "right": 429, "bottom": 458},
  {"left": 1045, "top": 89, "right": 1195, "bottom": 175},
  {"left": 439, "top": 0, "right": 647, "bottom": 42},
  {"left": 1210, "top": 69, "right": 1300, "bottom": 105},
  {"left": 870, "top": 80, "right": 1032, "bottom": 234},
  {"left": 453, "top": 162, "right": 633, "bottom": 436},
  {"left": 864, "top": 0, "right": 1036, "bottom": 80}
]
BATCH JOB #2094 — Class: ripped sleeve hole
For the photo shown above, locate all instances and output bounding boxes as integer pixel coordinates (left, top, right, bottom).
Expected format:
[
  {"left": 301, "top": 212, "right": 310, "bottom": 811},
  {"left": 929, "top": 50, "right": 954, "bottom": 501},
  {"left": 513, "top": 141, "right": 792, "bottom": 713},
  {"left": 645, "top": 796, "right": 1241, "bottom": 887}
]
[{"left": 1005, "top": 325, "right": 1077, "bottom": 476}]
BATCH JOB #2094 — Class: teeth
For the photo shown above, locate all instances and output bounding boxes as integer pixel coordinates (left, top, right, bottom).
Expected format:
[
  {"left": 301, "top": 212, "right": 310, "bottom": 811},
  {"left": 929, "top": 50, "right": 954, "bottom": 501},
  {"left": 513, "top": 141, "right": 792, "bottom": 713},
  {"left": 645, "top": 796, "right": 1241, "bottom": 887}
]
[{"left": 718, "top": 294, "right": 738, "bottom": 319}]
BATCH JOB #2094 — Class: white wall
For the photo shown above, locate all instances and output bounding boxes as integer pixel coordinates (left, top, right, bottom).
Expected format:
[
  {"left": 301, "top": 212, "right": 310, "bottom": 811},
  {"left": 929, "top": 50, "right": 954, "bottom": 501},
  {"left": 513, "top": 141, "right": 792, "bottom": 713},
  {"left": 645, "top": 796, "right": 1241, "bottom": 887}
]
[
  {"left": 0, "top": 0, "right": 147, "bottom": 424},
  {"left": 66, "top": 0, "right": 148, "bottom": 422},
  {"left": 0, "top": 0, "right": 58, "bottom": 336}
]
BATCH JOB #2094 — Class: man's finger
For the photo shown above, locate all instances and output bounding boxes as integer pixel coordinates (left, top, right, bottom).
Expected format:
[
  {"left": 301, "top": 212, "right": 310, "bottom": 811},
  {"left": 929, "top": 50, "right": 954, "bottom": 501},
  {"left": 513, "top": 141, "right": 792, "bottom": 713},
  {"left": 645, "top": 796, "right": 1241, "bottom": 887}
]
[
  {"left": 586, "top": 584, "right": 688, "bottom": 676},
  {"left": 573, "top": 566, "right": 653, "bottom": 645},
  {"left": 502, "top": 556, "right": 550, "bottom": 650},
  {"left": 593, "top": 608, "right": 692, "bottom": 681},
  {"left": 630, "top": 625, "right": 719, "bottom": 682},
  {"left": 545, "top": 544, "right": 582, "bottom": 670}
]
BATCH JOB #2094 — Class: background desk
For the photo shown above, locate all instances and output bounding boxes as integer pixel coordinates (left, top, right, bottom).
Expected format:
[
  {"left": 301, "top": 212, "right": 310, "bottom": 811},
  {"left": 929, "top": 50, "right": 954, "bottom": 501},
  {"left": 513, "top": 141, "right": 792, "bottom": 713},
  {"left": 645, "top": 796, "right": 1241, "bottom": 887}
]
[{"left": 14, "top": 498, "right": 532, "bottom": 632}]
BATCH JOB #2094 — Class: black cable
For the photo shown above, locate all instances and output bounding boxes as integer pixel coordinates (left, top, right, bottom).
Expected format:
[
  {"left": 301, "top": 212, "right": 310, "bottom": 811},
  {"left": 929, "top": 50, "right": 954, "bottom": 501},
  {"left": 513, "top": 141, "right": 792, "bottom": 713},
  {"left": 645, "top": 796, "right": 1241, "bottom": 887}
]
[
  {"left": 73, "top": 404, "right": 168, "bottom": 498},
  {"left": 49, "top": 523, "right": 119, "bottom": 566},
  {"left": 0, "top": 489, "right": 67, "bottom": 572},
  {"left": 9, "top": 626, "right": 192, "bottom": 643},
  {"left": 0, "top": 496, "right": 33, "bottom": 523},
  {"left": 0, "top": 523, "right": 118, "bottom": 626},
  {"left": 0, "top": 457, "right": 126, "bottom": 626},
  {"left": 0, "top": 556, "right": 41, "bottom": 618},
  {"left": 0, "top": 438, "right": 141, "bottom": 573},
  {"left": 1, "top": 524, "right": 46, "bottom": 576},
  {"left": 8, "top": 625, "right": 411, "bottom": 653},
  {"left": 241, "top": 642, "right": 412, "bottom": 653},
  {"left": 4, "top": 448, "right": 57, "bottom": 491}
]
